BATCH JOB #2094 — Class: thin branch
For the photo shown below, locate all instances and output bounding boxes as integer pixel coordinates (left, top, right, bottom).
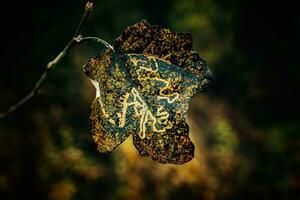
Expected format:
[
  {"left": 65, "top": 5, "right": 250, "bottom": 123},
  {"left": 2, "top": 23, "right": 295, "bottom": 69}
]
[
  {"left": 0, "top": 1, "right": 100, "bottom": 119},
  {"left": 74, "top": 2, "right": 93, "bottom": 37}
]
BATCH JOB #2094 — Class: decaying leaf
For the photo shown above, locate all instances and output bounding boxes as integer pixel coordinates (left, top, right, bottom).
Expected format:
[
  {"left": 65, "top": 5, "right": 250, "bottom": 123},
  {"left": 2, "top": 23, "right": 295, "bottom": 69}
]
[{"left": 83, "top": 20, "right": 212, "bottom": 164}]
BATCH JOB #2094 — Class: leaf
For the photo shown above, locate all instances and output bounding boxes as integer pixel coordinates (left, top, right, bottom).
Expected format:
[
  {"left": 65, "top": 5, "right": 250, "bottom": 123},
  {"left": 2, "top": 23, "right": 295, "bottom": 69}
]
[{"left": 83, "top": 20, "right": 212, "bottom": 164}]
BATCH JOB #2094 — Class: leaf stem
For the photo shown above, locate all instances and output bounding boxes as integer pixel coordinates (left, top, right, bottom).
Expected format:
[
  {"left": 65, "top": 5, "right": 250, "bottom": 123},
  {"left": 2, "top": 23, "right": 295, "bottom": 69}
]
[{"left": 78, "top": 36, "right": 115, "bottom": 51}]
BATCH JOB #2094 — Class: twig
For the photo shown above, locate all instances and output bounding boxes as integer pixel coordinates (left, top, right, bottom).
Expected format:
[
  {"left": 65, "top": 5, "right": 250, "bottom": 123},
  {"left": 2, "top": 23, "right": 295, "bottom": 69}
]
[{"left": 0, "top": 1, "right": 109, "bottom": 119}]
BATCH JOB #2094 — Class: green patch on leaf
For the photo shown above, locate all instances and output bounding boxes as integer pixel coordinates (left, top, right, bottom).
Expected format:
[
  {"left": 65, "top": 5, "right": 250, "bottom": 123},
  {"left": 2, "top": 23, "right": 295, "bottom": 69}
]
[{"left": 83, "top": 20, "right": 212, "bottom": 164}]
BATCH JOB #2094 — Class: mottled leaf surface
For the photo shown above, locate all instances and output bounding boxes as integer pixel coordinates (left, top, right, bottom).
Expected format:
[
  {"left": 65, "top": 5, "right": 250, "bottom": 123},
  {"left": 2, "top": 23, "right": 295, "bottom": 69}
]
[{"left": 84, "top": 20, "right": 212, "bottom": 164}]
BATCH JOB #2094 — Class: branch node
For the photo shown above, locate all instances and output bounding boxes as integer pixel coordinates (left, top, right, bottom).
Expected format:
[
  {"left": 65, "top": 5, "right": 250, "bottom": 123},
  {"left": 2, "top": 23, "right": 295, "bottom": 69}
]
[
  {"left": 74, "top": 35, "right": 83, "bottom": 43},
  {"left": 85, "top": 2, "right": 94, "bottom": 13}
]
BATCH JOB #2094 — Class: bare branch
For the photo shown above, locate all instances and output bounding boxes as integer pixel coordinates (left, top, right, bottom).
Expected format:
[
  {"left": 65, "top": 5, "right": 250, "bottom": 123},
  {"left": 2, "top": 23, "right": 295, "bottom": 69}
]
[{"left": 0, "top": 1, "right": 100, "bottom": 119}]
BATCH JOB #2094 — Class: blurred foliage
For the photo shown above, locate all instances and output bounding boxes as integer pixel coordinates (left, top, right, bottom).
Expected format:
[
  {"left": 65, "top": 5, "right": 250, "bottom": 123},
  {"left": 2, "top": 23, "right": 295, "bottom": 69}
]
[{"left": 0, "top": 0, "right": 299, "bottom": 199}]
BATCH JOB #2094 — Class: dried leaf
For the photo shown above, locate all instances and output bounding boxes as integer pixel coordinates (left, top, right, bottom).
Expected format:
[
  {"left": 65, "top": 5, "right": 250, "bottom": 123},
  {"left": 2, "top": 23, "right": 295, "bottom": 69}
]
[{"left": 83, "top": 20, "right": 212, "bottom": 164}]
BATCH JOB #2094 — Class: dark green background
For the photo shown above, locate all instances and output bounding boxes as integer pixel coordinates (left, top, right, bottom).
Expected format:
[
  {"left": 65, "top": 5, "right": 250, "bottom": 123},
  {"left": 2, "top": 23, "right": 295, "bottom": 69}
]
[{"left": 0, "top": 0, "right": 299, "bottom": 199}]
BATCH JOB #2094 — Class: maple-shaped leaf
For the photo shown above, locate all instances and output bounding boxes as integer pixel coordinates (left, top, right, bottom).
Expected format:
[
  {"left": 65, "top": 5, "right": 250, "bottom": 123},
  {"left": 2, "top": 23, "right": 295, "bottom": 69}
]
[{"left": 83, "top": 20, "right": 212, "bottom": 164}]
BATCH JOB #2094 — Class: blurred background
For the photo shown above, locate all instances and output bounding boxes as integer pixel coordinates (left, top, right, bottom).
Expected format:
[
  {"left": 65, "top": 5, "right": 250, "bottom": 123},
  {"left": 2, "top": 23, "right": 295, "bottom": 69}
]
[{"left": 0, "top": 0, "right": 299, "bottom": 199}]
